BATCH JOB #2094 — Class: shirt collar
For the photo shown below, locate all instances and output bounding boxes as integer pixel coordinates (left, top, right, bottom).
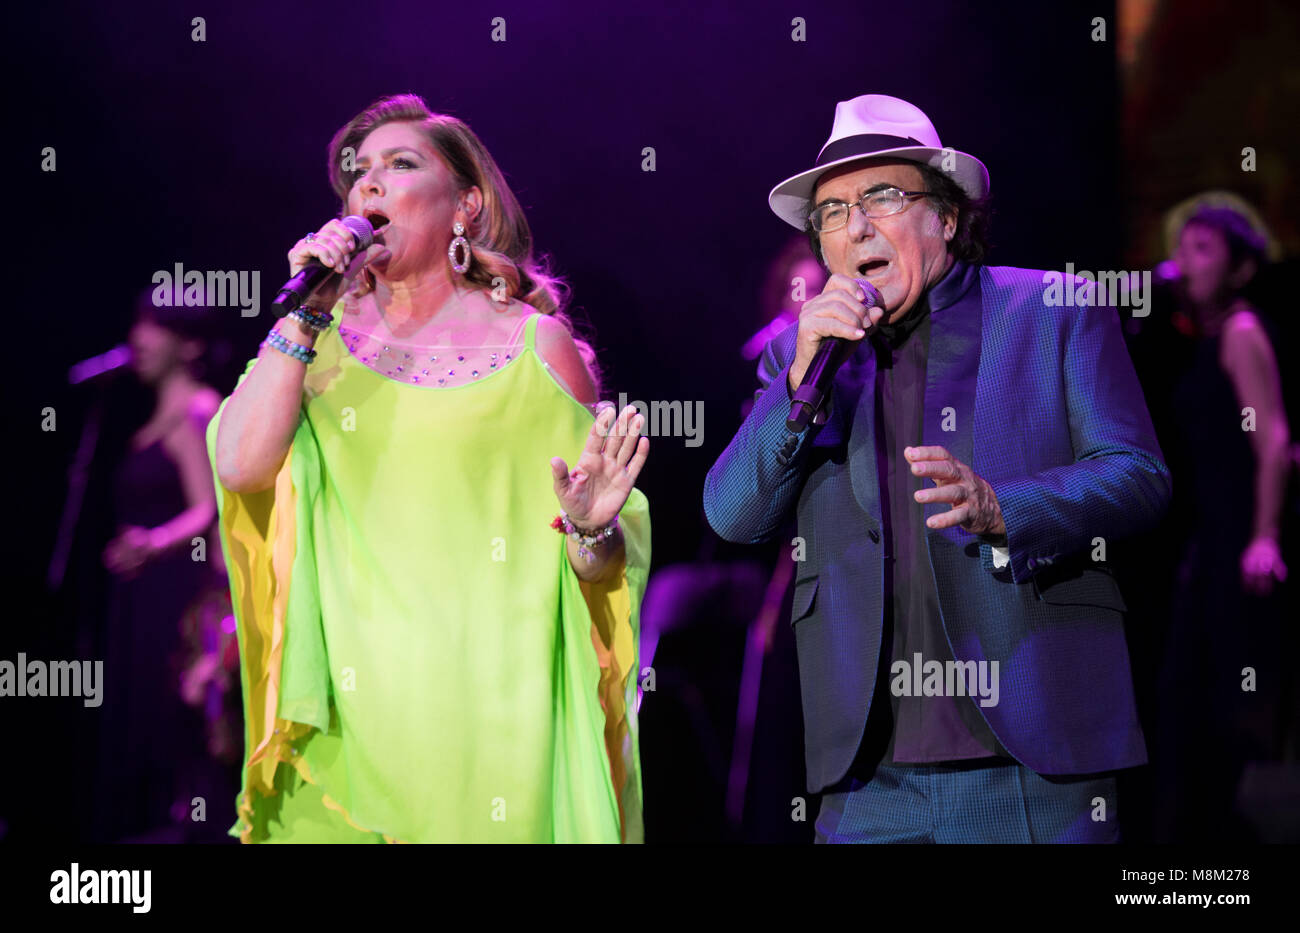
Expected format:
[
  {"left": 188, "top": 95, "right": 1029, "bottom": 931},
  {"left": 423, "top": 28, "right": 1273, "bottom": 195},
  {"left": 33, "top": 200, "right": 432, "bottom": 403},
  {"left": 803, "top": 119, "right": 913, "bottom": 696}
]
[
  {"left": 875, "top": 257, "right": 977, "bottom": 348},
  {"left": 928, "top": 257, "right": 978, "bottom": 312}
]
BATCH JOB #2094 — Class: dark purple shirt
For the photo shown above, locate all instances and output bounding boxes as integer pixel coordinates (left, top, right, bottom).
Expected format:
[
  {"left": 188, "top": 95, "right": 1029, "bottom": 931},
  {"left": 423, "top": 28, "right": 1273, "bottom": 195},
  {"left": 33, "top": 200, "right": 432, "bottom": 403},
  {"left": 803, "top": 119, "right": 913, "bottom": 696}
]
[{"left": 865, "top": 259, "right": 1010, "bottom": 765}]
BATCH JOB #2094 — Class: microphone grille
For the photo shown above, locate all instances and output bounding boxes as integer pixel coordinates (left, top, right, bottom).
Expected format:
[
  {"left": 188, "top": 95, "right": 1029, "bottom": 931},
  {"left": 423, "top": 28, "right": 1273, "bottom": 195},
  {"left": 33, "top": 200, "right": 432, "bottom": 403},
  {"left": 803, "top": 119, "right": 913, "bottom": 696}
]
[
  {"left": 854, "top": 279, "right": 884, "bottom": 308},
  {"left": 340, "top": 215, "right": 375, "bottom": 251}
]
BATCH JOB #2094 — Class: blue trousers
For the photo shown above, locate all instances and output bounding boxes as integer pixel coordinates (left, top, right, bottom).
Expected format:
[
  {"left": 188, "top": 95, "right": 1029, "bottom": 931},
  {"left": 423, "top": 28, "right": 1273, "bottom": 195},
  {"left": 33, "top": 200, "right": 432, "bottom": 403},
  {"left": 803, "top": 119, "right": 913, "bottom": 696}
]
[{"left": 815, "top": 759, "right": 1120, "bottom": 843}]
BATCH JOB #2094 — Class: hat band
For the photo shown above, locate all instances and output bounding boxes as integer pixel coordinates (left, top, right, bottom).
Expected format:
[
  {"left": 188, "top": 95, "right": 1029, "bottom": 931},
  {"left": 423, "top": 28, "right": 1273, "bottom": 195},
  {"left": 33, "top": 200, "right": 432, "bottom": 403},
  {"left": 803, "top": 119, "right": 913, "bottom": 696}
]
[{"left": 816, "top": 133, "right": 926, "bottom": 167}]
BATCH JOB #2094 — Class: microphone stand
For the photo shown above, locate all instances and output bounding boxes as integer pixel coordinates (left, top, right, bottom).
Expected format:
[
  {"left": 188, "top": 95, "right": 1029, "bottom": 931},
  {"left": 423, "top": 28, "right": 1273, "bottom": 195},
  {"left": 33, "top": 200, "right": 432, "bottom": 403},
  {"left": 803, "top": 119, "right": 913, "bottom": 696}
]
[{"left": 47, "top": 393, "right": 104, "bottom": 592}]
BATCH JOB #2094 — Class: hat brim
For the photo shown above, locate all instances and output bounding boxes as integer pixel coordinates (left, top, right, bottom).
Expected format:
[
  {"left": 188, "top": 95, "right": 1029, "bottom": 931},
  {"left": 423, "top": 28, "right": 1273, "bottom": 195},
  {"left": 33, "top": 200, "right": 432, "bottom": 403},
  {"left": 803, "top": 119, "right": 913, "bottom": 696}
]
[{"left": 768, "top": 146, "right": 990, "bottom": 231}]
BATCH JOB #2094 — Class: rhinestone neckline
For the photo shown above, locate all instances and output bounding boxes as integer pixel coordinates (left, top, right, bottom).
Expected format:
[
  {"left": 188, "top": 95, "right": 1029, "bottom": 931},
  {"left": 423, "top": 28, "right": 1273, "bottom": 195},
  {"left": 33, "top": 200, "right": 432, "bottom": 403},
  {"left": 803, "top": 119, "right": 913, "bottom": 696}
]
[{"left": 336, "top": 326, "right": 520, "bottom": 388}]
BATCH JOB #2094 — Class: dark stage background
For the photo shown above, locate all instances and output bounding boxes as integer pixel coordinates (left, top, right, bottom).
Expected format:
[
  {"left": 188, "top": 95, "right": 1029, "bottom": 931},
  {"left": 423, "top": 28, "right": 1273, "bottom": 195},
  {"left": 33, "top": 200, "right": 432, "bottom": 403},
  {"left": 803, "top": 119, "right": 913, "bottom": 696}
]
[{"left": 4, "top": 0, "right": 1295, "bottom": 845}]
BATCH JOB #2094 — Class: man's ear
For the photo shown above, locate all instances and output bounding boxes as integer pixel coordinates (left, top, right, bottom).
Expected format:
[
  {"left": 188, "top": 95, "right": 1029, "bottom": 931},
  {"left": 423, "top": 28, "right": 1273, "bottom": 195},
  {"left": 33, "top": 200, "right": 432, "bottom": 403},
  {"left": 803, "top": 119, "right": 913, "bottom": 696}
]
[{"left": 943, "top": 207, "right": 958, "bottom": 242}]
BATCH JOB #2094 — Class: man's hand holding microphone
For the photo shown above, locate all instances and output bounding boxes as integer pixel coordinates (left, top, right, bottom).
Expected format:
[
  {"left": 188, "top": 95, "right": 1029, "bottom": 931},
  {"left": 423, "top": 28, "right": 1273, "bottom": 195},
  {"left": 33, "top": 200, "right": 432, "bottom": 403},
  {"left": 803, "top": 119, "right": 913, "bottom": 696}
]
[
  {"left": 787, "top": 273, "right": 886, "bottom": 394},
  {"left": 781, "top": 272, "right": 1007, "bottom": 538}
]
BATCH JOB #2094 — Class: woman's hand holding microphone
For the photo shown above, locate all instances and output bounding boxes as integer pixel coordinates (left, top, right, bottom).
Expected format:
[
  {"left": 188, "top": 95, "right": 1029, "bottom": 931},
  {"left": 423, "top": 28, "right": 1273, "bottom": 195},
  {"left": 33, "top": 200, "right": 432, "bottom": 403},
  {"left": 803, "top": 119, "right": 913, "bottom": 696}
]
[{"left": 280, "top": 219, "right": 386, "bottom": 339}]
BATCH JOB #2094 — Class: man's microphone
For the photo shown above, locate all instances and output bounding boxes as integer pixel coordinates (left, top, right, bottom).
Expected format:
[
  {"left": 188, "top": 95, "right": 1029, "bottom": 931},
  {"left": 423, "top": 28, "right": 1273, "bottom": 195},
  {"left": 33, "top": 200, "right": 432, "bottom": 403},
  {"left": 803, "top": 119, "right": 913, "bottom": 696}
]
[
  {"left": 785, "top": 278, "right": 884, "bottom": 431},
  {"left": 270, "top": 215, "right": 376, "bottom": 316}
]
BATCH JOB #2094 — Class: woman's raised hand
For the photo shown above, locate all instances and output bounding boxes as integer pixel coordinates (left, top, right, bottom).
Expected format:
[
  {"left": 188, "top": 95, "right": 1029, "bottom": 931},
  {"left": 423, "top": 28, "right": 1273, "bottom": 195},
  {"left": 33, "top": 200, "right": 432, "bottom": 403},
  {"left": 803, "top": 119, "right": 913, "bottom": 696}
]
[{"left": 550, "top": 404, "right": 649, "bottom": 529}]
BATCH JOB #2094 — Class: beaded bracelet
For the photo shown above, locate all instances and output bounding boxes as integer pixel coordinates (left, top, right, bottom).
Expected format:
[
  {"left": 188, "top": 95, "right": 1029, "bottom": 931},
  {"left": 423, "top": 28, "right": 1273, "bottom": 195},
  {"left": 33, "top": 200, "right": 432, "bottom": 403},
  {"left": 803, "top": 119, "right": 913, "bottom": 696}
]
[
  {"left": 262, "top": 328, "right": 317, "bottom": 364},
  {"left": 288, "top": 306, "right": 334, "bottom": 332},
  {"left": 551, "top": 511, "right": 619, "bottom": 563}
]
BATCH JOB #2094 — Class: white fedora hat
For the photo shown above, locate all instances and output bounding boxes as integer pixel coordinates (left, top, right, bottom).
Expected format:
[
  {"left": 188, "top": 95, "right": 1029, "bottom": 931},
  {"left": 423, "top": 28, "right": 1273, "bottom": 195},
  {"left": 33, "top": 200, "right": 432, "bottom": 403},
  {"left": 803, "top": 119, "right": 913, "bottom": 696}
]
[{"left": 768, "top": 94, "right": 990, "bottom": 230}]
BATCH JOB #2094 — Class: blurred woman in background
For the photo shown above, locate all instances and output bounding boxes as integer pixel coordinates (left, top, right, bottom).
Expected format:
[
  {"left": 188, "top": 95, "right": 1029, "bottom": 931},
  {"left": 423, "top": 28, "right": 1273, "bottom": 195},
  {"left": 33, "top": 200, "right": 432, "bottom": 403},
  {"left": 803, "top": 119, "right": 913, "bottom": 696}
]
[
  {"left": 96, "top": 295, "right": 238, "bottom": 842},
  {"left": 1151, "top": 199, "right": 1294, "bottom": 842}
]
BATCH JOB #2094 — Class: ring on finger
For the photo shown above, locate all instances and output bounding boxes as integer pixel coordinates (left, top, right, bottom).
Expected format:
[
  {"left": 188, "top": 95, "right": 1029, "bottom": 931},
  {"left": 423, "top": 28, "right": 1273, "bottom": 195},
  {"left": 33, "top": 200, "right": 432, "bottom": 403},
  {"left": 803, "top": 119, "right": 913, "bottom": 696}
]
[{"left": 305, "top": 231, "right": 318, "bottom": 241}]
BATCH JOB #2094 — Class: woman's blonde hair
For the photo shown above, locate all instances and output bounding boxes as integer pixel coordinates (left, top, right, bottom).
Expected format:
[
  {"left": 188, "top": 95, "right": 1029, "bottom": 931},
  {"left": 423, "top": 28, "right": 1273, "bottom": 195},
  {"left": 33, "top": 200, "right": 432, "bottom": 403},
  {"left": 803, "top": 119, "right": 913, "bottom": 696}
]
[{"left": 327, "top": 93, "right": 600, "bottom": 392}]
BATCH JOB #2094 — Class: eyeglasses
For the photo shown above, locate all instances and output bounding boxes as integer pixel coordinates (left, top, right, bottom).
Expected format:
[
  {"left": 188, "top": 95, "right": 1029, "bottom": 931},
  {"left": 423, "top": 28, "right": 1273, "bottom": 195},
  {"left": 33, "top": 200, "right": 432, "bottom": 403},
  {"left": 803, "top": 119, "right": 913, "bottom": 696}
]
[{"left": 808, "top": 187, "right": 932, "bottom": 233}]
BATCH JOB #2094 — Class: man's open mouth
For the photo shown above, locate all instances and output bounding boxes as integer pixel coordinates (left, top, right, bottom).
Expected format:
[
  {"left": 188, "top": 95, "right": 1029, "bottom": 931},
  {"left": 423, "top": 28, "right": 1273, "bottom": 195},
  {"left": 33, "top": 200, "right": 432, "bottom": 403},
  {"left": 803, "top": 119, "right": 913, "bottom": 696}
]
[{"left": 857, "top": 259, "right": 889, "bottom": 275}]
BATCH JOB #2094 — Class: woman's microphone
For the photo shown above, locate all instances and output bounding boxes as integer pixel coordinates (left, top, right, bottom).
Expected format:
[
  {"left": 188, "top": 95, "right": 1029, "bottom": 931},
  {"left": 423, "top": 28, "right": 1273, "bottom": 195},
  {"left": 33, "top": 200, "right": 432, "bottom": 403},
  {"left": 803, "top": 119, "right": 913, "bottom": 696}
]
[
  {"left": 270, "top": 215, "right": 376, "bottom": 316},
  {"left": 785, "top": 278, "right": 883, "bottom": 431}
]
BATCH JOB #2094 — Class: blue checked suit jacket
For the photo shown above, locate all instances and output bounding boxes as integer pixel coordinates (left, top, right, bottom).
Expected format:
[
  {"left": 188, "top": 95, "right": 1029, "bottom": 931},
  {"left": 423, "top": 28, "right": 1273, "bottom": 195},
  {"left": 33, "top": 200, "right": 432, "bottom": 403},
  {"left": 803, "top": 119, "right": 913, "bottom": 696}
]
[{"left": 703, "top": 263, "right": 1172, "bottom": 792}]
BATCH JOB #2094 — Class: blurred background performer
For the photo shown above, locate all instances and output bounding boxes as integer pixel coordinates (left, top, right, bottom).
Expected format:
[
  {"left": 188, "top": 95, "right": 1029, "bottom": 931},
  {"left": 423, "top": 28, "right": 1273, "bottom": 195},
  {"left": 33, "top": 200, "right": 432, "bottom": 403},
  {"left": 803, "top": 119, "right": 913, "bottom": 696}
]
[
  {"left": 93, "top": 294, "right": 238, "bottom": 843},
  {"left": 704, "top": 94, "right": 1172, "bottom": 843},
  {"left": 1132, "top": 196, "right": 1293, "bottom": 842},
  {"left": 207, "top": 94, "right": 650, "bottom": 843}
]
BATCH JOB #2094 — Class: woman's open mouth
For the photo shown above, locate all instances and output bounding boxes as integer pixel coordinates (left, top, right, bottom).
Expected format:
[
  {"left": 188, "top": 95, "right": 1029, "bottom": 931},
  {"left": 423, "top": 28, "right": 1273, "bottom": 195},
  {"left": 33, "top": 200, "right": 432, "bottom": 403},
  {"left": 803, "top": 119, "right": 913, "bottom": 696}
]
[{"left": 363, "top": 211, "right": 391, "bottom": 235}]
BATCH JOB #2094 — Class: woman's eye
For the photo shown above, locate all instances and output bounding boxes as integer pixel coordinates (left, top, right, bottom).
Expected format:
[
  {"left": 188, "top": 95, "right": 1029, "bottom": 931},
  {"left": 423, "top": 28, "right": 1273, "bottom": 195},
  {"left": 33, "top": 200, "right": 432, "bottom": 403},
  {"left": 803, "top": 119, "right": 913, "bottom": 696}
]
[{"left": 349, "top": 158, "right": 413, "bottom": 185}]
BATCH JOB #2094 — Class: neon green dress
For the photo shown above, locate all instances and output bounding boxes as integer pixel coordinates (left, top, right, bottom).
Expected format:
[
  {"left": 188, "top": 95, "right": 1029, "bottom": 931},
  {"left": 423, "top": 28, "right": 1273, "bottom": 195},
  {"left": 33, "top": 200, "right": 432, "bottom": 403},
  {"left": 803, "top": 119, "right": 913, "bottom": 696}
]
[{"left": 205, "top": 309, "right": 650, "bottom": 843}]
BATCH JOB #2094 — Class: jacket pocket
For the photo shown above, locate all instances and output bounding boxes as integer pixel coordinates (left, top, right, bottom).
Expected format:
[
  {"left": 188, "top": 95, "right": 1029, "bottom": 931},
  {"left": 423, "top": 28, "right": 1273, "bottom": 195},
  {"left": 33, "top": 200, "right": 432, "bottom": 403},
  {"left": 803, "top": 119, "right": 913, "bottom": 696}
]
[
  {"left": 1031, "top": 564, "right": 1128, "bottom": 612},
  {"left": 790, "top": 574, "right": 820, "bottom": 626}
]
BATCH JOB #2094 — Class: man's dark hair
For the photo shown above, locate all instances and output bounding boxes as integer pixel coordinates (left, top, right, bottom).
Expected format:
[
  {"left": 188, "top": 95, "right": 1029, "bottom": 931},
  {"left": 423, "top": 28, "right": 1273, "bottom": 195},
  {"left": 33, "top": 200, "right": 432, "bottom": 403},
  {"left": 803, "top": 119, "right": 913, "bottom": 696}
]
[{"left": 804, "top": 159, "right": 992, "bottom": 267}]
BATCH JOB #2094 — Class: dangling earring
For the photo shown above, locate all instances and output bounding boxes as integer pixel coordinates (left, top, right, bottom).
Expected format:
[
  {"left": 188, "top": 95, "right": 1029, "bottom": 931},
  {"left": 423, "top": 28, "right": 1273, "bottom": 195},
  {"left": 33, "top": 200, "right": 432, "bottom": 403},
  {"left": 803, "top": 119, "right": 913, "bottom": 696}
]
[{"left": 449, "top": 221, "right": 472, "bottom": 274}]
